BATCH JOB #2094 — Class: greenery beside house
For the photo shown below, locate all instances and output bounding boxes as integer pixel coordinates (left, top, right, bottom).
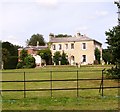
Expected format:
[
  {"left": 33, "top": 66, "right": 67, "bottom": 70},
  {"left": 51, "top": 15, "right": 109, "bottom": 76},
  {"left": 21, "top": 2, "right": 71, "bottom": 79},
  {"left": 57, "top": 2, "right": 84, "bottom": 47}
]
[{"left": 16, "top": 49, "right": 36, "bottom": 69}]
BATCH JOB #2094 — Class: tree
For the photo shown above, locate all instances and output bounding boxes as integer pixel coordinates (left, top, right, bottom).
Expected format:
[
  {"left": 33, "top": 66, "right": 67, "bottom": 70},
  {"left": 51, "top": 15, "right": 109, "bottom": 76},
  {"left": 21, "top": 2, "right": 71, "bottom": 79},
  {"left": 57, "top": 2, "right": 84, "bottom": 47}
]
[
  {"left": 2, "top": 42, "right": 20, "bottom": 69},
  {"left": 53, "top": 51, "right": 61, "bottom": 65},
  {"left": 17, "top": 49, "right": 36, "bottom": 69},
  {"left": 102, "top": 49, "right": 113, "bottom": 64},
  {"left": 19, "top": 49, "right": 28, "bottom": 63},
  {"left": 105, "top": 25, "right": 120, "bottom": 68},
  {"left": 38, "top": 49, "right": 52, "bottom": 65},
  {"left": 55, "top": 34, "right": 72, "bottom": 38},
  {"left": 94, "top": 48, "right": 101, "bottom": 64},
  {"left": 2, "top": 48, "right": 10, "bottom": 69},
  {"left": 61, "top": 51, "right": 69, "bottom": 65},
  {"left": 27, "top": 34, "right": 45, "bottom": 46},
  {"left": 24, "top": 55, "right": 36, "bottom": 68},
  {"left": 105, "top": 2, "right": 120, "bottom": 78}
]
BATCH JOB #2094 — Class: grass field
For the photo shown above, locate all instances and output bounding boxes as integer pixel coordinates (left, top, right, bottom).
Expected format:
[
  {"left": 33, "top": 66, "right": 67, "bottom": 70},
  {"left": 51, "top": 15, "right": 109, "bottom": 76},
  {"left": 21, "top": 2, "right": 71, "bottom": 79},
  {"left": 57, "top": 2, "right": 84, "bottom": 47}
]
[{"left": 1, "top": 65, "right": 120, "bottom": 110}]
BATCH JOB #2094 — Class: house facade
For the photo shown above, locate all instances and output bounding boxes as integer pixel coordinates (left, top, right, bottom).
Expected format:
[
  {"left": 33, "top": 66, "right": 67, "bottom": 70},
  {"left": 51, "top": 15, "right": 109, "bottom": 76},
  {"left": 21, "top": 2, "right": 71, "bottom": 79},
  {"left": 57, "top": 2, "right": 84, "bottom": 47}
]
[{"left": 49, "top": 33, "right": 102, "bottom": 65}]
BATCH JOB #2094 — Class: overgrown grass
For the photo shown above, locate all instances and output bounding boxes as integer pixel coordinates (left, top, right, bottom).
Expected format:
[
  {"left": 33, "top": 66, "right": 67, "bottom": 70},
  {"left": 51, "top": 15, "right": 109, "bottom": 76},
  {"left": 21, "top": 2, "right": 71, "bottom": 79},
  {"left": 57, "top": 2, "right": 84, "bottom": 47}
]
[{"left": 1, "top": 65, "right": 120, "bottom": 110}]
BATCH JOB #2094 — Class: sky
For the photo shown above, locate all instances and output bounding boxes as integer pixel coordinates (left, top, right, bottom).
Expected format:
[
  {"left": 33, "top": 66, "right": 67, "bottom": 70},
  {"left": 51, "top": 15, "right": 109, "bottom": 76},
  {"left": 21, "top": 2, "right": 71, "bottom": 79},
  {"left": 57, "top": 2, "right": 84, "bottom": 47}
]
[{"left": 0, "top": 0, "right": 119, "bottom": 48}]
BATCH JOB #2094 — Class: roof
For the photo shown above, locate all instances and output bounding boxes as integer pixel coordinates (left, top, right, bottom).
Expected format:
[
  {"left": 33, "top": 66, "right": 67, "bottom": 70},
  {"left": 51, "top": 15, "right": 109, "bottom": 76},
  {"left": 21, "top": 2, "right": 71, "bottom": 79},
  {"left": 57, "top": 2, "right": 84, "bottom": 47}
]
[
  {"left": 49, "top": 35, "right": 102, "bottom": 45},
  {"left": 18, "top": 45, "right": 48, "bottom": 50}
]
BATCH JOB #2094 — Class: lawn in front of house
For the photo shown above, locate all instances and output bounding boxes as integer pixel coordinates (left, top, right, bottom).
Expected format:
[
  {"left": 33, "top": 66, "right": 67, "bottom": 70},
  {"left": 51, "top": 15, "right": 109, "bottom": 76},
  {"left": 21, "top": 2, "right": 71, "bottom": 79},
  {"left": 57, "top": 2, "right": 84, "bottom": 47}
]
[{"left": 1, "top": 65, "right": 119, "bottom": 110}]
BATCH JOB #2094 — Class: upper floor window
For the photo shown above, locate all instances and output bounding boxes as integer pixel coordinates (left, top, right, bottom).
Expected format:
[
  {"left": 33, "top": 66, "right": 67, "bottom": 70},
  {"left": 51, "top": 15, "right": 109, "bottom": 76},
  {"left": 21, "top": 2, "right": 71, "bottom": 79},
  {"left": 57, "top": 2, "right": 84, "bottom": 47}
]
[
  {"left": 65, "top": 44, "right": 68, "bottom": 49},
  {"left": 71, "top": 43, "right": 74, "bottom": 49},
  {"left": 59, "top": 44, "right": 62, "bottom": 50},
  {"left": 53, "top": 44, "right": 56, "bottom": 50},
  {"left": 82, "top": 43, "right": 86, "bottom": 50}
]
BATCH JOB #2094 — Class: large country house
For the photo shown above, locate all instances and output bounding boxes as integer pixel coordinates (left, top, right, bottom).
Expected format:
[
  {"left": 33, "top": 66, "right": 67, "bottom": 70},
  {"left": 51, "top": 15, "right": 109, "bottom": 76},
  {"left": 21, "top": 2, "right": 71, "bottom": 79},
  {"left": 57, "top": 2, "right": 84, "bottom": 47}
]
[
  {"left": 18, "top": 32, "right": 102, "bottom": 66},
  {"left": 49, "top": 32, "right": 102, "bottom": 65}
]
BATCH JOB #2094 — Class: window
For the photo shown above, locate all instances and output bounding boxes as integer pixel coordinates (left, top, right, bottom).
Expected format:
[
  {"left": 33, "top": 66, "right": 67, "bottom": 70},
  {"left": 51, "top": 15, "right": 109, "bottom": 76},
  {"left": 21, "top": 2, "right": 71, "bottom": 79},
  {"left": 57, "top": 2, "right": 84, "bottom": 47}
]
[
  {"left": 71, "top": 43, "right": 74, "bottom": 49},
  {"left": 71, "top": 56, "right": 75, "bottom": 61},
  {"left": 82, "top": 55, "right": 86, "bottom": 62},
  {"left": 53, "top": 44, "right": 56, "bottom": 50},
  {"left": 82, "top": 43, "right": 86, "bottom": 50},
  {"left": 65, "top": 44, "right": 68, "bottom": 49},
  {"left": 59, "top": 44, "right": 62, "bottom": 50}
]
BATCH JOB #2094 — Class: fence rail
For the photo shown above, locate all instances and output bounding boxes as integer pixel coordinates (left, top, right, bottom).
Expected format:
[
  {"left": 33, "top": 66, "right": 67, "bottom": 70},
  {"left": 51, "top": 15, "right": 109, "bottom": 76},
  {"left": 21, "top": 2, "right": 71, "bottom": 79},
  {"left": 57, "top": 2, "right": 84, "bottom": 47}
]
[{"left": 1, "top": 70, "right": 120, "bottom": 98}]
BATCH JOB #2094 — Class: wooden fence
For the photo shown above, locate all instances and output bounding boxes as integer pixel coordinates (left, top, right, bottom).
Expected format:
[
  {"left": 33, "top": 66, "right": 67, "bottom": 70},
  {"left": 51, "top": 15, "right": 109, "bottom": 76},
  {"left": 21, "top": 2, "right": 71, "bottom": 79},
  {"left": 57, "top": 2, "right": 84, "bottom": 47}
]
[{"left": 0, "top": 69, "right": 120, "bottom": 98}]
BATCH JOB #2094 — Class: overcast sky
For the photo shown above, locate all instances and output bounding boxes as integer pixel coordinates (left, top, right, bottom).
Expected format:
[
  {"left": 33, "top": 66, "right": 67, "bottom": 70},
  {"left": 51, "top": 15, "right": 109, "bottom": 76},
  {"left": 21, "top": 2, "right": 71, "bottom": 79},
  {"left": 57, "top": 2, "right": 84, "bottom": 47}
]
[{"left": 0, "top": 0, "right": 118, "bottom": 48}]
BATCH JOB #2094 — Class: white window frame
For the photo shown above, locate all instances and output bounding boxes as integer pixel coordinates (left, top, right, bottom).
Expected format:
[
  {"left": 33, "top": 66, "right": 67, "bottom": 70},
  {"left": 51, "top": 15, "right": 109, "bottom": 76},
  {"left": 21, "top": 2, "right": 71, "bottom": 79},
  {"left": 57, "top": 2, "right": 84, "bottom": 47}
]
[
  {"left": 82, "top": 43, "right": 87, "bottom": 50},
  {"left": 71, "top": 43, "right": 74, "bottom": 49},
  {"left": 53, "top": 44, "right": 56, "bottom": 50},
  {"left": 59, "top": 44, "right": 62, "bottom": 50},
  {"left": 82, "top": 55, "right": 86, "bottom": 62},
  {"left": 65, "top": 44, "right": 68, "bottom": 50}
]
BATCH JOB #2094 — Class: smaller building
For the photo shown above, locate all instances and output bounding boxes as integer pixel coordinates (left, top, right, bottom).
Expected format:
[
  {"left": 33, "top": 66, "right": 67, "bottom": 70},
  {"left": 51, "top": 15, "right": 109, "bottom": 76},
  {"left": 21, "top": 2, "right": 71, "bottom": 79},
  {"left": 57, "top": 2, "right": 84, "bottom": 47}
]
[{"left": 18, "top": 45, "right": 48, "bottom": 67}]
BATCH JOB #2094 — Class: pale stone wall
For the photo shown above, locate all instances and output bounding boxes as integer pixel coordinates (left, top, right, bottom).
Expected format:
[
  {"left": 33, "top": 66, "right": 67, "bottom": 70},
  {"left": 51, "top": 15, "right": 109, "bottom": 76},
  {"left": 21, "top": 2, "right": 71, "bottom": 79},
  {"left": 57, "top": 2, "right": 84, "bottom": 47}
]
[{"left": 50, "top": 40, "right": 102, "bottom": 65}]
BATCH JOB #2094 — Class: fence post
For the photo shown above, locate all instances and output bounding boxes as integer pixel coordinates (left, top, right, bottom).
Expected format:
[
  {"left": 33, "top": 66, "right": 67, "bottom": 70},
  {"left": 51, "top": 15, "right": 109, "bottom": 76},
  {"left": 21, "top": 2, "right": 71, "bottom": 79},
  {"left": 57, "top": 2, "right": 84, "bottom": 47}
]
[
  {"left": 101, "top": 69, "right": 104, "bottom": 97},
  {"left": 50, "top": 71, "right": 52, "bottom": 97},
  {"left": 77, "top": 70, "right": 79, "bottom": 97},
  {"left": 24, "top": 72, "right": 26, "bottom": 98}
]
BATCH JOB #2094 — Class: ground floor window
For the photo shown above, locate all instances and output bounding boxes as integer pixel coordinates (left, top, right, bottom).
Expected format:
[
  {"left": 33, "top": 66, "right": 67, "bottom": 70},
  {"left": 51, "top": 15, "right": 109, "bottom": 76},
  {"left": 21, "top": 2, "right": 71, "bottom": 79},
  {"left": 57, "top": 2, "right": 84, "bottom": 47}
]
[{"left": 82, "top": 55, "right": 86, "bottom": 62}]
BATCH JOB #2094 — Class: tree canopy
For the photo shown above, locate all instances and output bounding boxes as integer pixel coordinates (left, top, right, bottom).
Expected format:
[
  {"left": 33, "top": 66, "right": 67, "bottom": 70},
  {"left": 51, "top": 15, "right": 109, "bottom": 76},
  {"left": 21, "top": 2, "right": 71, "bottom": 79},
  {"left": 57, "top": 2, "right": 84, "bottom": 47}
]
[
  {"left": 38, "top": 49, "right": 52, "bottom": 65},
  {"left": 53, "top": 51, "right": 69, "bottom": 65},
  {"left": 2, "top": 42, "right": 20, "bottom": 69},
  {"left": 105, "top": 25, "right": 120, "bottom": 68},
  {"left": 102, "top": 49, "right": 113, "bottom": 64},
  {"left": 27, "top": 34, "right": 46, "bottom": 46},
  {"left": 17, "top": 49, "right": 36, "bottom": 69},
  {"left": 55, "top": 34, "right": 72, "bottom": 38}
]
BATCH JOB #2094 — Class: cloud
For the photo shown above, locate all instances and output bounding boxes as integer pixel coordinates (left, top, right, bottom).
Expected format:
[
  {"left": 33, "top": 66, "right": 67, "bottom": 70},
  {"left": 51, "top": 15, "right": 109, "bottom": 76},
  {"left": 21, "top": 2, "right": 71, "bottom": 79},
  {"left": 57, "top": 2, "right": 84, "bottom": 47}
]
[
  {"left": 75, "top": 26, "right": 89, "bottom": 33},
  {"left": 35, "top": 0, "right": 58, "bottom": 7},
  {"left": 2, "top": 35, "right": 21, "bottom": 45},
  {"left": 59, "top": 0, "right": 113, "bottom": 3},
  {"left": 95, "top": 10, "right": 108, "bottom": 17},
  {"left": 87, "top": 10, "right": 108, "bottom": 20}
]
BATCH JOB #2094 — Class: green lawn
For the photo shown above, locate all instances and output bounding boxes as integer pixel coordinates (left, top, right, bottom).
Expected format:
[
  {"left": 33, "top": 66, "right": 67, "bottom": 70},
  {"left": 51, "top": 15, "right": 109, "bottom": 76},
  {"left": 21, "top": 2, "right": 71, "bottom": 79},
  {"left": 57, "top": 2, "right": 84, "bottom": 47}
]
[{"left": 1, "top": 65, "right": 120, "bottom": 110}]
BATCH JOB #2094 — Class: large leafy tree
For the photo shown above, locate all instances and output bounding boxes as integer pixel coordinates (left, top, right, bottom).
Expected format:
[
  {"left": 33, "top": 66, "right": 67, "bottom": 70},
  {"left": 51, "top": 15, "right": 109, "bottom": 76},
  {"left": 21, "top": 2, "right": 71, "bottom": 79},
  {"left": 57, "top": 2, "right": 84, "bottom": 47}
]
[
  {"left": 53, "top": 51, "right": 69, "bottom": 65},
  {"left": 38, "top": 49, "right": 52, "bottom": 65},
  {"left": 102, "top": 49, "right": 113, "bottom": 64},
  {"left": 105, "top": 25, "right": 120, "bottom": 68},
  {"left": 17, "top": 49, "right": 36, "bottom": 69},
  {"left": 61, "top": 51, "right": 69, "bottom": 65},
  {"left": 2, "top": 48, "right": 10, "bottom": 69},
  {"left": 27, "top": 34, "right": 45, "bottom": 46},
  {"left": 53, "top": 51, "right": 61, "bottom": 65},
  {"left": 24, "top": 55, "right": 36, "bottom": 68},
  {"left": 2, "top": 42, "right": 20, "bottom": 69},
  {"left": 105, "top": 1, "right": 120, "bottom": 78}
]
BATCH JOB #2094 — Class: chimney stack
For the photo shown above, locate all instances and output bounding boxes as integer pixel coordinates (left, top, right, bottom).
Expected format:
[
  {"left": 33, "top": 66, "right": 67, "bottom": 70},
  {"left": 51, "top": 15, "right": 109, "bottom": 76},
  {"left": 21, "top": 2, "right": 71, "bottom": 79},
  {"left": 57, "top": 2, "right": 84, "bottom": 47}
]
[
  {"left": 49, "top": 33, "right": 54, "bottom": 40},
  {"left": 76, "top": 32, "right": 81, "bottom": 37}
]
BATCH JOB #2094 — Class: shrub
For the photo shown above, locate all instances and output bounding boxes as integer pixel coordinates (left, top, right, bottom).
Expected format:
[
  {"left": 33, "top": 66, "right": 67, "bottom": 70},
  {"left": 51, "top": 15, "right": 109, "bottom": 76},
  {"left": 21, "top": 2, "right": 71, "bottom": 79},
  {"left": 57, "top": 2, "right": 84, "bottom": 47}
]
[
  {"left": 24, "top": 55, "right": 36, "bottom": 68},
  {"left": 16, "top": 62, "right": 23, "bottom": 69},
  {"left": 106, "top": 67, "right": 120, "bottom": 79}
]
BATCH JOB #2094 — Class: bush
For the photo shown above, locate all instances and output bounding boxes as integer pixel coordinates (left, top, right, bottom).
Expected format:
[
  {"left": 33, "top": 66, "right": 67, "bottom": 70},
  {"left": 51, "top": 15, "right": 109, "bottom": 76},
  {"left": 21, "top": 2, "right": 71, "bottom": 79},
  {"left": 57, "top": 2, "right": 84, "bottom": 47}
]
[
  {"left": 16, "top": 62, "right": 23, "bottom": 69},
  {"left": 106, "top": 67, "right": 120, "bottom": 79},
  {"left": 24, "top": 55, "right": 36, "bottom": 68}
]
